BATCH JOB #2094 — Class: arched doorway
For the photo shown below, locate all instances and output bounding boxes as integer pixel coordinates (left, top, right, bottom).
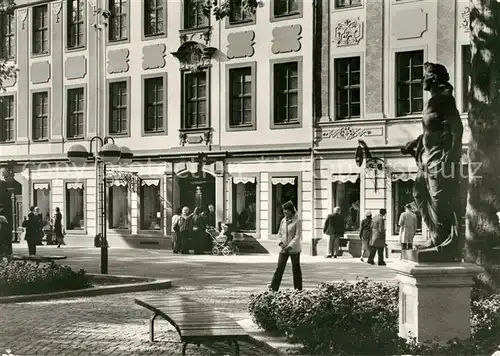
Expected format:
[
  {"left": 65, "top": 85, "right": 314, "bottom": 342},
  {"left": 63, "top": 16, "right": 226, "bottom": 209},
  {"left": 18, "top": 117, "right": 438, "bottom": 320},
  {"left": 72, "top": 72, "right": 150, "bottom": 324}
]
[{"left": 175, "top": 171, "right": 215, "bottom": 213}]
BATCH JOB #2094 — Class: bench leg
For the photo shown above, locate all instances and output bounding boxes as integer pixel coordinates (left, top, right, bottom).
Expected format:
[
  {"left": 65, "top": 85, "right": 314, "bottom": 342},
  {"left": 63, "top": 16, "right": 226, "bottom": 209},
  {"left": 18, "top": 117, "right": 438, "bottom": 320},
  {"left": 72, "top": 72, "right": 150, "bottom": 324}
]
[
  {"left": 233, "top": 341, "right": 240, "bottom": 356},
  {"left": 149, "top": 314, "right": 160, "bottom": 342},
  {"left": 181, "top": 342, "right": 189, "bottom": 355}
]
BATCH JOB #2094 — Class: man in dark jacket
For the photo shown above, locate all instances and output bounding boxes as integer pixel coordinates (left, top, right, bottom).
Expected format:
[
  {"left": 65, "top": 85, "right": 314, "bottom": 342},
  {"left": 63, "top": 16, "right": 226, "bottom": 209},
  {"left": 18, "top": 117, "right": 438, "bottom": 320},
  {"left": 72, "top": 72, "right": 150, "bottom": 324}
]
[
  {"left": 367, "top": 208, "right": 387, "bottom": 266},
  {"left": 324, "top": 207, "right": 345, "bottom": 258},
  {"left": 173, "top": 206, "right": 193, "bottom": 254},
  {"left": 0, "top": 208, "right": 12, "bottom": 258},
  {"left": 22, "top": 206, "right": 40, "bottom": 255}
]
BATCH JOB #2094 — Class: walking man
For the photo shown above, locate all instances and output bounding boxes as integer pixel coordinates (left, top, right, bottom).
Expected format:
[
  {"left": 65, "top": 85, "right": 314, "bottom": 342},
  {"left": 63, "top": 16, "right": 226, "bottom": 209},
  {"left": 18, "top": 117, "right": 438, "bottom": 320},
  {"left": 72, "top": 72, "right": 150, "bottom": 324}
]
[
  {"left": 367, "top": 209, "right": 387, "bottom": 266},
  {"left": 324, "top": 206, "right": 344, "bottom": 258},
  {"left": 398, "top": 204, "right": 417, "bottom": 250}
]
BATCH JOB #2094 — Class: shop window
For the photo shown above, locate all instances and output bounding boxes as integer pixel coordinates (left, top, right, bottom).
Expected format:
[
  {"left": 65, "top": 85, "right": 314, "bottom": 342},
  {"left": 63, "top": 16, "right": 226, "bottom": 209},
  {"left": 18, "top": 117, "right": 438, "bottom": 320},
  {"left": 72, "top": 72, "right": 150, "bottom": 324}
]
[
  {"left": 109, "top": 185, "right": 129, "bottom": 229},
  {"left": 65, "top": 182, "right": 84, "bottom": 230},
  {"left": 140, "top": 181, "right": 161, "bottom": 230},
  {"left": 271, "top": 176, "right": 298, "bottom": 234},
  {"left": 33, "top": 183, "right": 50, "bottom": 220},
  {"left": 392, "top": 175, "right": 422, "bottom": 235},
  {"left": 332, "top": 175, "right": 360, "bottom": 231},
  {"left": 232, "top": 178, "right": 257, "bottom": 232}
]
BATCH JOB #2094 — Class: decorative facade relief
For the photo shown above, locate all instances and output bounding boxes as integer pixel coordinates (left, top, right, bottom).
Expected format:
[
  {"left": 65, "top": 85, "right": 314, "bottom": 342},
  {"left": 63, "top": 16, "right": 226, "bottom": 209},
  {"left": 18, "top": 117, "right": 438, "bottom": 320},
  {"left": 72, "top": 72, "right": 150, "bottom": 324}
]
[
  {"left": 52, "top": 1, "right": 63, "bottom": 23},
  {"left": 333, "top": 18, "right": 363, "bottom": 46},
  {"left": 392, "top": 8, "right": 428, "bottom": 40},
  {"left": 65, "top": 56, "right": 87, "bottom": 79},
  {"left": 17, "top": 8, "right": 28, "bottom": 29},
  {"left": 461, "top": 6, "right": 470, "bottom": 32},
  {"left": 107, "top": 48, "right": 130, "bottom": 74},
  {"left": 31, "top": 61, "right": 51, "bottom": 84},
  {"left": 142, "top": 44, "right": 166, "bottom": 70},
  {"left": 171, "top": 41, "right": 216, "bottom": 72},
  {"left": 322, "top": 126, "right": 383, "bottom": 140},
  {"left": 227, "top": 31, "right": 255, "bottom": 59},
  {"left": 271, "top": 25, "right": 302, "bottom": 54}
]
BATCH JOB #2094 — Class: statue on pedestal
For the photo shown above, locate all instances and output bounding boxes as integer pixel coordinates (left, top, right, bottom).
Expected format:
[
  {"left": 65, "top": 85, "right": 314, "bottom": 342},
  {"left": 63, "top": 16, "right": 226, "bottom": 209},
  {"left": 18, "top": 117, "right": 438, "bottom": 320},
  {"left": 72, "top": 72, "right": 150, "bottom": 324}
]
[{"left": 401, "top": 62, "right": 464, "bottom": 262}]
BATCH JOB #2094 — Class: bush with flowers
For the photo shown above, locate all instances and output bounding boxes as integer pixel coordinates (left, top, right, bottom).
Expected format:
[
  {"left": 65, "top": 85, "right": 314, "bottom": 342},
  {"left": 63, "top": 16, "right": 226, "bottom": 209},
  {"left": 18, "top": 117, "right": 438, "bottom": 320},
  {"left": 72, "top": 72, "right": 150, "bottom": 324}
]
[
  {"left": 0, "top": 260, "right": 91, "bottom": 296},
  {"left": 248, "top": 278, "right": 500, "bottom": 355}
]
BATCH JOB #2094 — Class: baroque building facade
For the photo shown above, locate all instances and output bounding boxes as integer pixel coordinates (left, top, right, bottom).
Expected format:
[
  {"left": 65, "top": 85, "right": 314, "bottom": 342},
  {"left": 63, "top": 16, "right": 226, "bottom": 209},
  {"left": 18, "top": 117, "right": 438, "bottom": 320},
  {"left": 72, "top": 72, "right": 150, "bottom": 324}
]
[{"left": 0, "top": 0, "right": 471, "bottom": 252}]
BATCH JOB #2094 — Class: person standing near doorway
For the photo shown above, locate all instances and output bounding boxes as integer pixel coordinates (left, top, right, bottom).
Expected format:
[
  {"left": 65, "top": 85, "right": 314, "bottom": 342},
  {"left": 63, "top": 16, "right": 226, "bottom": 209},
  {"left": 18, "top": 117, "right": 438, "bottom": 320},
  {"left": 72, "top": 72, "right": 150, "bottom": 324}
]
[
  {"left": 22, "top": 206, "right": 39, "bottom": 256},
  {"left": 34, "top": 206, "right": 43, "bottom": 245},
  {"left": 173, "top": 207, "right": 192, "bottom": 254},
  {"left": 191, "top": 207, "right": 206, "bottom": 254},
  {"left": 53, "top": 207, "right": 65, "bottom": 248},
  {"left": 398, "top": 204, "right": 417, "bottom": 250},
  {"left": 359, "top": 211, "right": 372, "bottom": 262},
  {"left": 0, "top": 208, "right": 12, "bottom": 258},
  {"left": 269, "top": 201, "right": 303, "bottom": 292},
  {"left": 324, "top": 207, "right": 344, "bottom": 258},
  {"left": 367, "top": 209, "right": 387, "bottom": 266},
  {"left": 207, "top": 204, "right": 216, "bottom": 228},
  {"left": 171, "top": 208, "right": 182, "bottom": 253}
]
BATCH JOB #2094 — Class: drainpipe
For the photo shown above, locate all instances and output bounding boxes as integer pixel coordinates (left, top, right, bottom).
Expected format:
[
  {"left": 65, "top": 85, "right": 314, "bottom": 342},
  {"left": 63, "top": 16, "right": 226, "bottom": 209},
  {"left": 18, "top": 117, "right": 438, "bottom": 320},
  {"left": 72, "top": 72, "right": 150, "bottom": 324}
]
[{"left": 310, "top": 0, "right": 317, "bottom": 256}]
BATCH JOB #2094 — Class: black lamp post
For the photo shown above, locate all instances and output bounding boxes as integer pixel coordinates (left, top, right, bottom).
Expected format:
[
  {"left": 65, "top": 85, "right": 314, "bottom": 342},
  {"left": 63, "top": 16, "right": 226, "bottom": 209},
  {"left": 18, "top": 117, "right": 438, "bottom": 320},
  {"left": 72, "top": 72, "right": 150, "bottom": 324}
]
[{"left": 67, "top": 136, "right": 133, "bottom": 274}]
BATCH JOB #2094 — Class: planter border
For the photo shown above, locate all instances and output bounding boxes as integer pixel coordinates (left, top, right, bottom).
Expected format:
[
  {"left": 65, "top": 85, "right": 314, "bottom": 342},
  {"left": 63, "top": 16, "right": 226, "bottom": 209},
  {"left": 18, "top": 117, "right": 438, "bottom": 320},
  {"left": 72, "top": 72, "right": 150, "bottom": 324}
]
[{"left": 0, "top": 273, "right": 172, "bottom": 304}]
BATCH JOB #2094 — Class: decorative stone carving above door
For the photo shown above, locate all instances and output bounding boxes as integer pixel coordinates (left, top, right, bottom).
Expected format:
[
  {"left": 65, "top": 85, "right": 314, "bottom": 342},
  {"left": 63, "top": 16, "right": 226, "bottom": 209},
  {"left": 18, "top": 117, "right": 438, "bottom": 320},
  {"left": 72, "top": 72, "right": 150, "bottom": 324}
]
[{"left": 333, "top": 18, "right": 363, "bottom": 46}]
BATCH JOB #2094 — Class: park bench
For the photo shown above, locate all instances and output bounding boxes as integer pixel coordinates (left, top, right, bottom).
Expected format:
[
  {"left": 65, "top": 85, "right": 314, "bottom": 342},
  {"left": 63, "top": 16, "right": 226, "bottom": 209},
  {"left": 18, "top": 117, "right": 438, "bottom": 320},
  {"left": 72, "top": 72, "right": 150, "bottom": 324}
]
[{"left": 135, "top": 295, "right": 249, "bottom": 356}]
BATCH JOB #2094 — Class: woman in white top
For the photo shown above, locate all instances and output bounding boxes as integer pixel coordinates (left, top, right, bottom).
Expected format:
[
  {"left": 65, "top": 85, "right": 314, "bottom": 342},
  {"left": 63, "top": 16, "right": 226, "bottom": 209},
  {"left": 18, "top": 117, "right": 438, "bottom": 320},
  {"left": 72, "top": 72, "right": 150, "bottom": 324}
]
[
  {"left": 269, "top": 201, "right": 303, "bottom": 291},
  {"left": 171, "top": 208, "right": 182, "bottom": 253}
]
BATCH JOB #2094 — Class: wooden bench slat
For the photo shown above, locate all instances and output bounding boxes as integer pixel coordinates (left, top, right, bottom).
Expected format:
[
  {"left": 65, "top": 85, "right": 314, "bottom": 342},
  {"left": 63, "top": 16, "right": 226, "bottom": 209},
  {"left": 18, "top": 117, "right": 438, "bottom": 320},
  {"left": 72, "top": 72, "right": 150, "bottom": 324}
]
[
  {"left": 180, "top": 325, "right": 243, "bottom": 331},
  {"left": 181, "top": 329, "right": 248, "bottom": 337},
  {"left": 176, "top": 320, "right": 240, "bottom": 327}
]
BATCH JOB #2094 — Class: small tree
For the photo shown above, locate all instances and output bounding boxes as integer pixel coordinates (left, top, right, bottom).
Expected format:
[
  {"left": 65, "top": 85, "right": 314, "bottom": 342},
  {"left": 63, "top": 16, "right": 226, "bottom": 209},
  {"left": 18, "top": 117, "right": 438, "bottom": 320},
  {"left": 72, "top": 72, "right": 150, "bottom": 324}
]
[
  {"left": 201, "top": 0, "right": 264, "bottom": 21},
  {"left": 465, "top": 0, "right": 500, "bottom": 290}
]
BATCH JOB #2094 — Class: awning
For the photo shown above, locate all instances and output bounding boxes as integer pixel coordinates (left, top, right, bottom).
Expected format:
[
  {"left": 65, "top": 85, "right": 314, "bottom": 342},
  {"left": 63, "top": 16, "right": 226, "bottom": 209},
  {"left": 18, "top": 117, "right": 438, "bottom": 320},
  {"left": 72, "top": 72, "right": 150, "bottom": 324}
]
[
  {"left": 392, "top": 172, "right": 417, "bottom": 182},
  {"left": 66, "top": 182, "right": 84, "bottom": 190},
  {"left": 142, "top": 179, "right": 160, "bottom": 186},
  {"left": 331, "top": 173, "right": 359, "bottom": 183},
  {"left": 232, "top": 176, "right": 256, "bottom": 184},
  {"left": 271, "top": 177, "right": 296, "bottom": 185},
  {"left": 107, "top": 179, "right": 126, "bottom": 187},
  {"left": 33, "top": 183, "right": 49, "bottom": 190}
]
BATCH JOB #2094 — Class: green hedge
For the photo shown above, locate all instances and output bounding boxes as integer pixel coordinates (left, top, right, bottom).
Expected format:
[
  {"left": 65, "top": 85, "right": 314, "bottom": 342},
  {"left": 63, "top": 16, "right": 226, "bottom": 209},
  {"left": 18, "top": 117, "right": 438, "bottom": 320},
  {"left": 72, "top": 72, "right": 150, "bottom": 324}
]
[
  {"left": 248, "top": 279, "right": 500, "bottom": 355},
  {"left": 0, "top": 260, "right": 92, "bottom": 296}
]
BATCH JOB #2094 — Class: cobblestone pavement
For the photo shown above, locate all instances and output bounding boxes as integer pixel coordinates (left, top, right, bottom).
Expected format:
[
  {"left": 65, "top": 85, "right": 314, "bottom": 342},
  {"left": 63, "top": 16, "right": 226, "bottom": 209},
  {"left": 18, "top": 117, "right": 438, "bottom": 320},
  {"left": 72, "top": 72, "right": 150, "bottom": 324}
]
[
  {"left": 2, "top": 246, "right": 397, "bottom": 355},
  {"left": 0, "top": 291, "right": 265, "bottom": 356}
]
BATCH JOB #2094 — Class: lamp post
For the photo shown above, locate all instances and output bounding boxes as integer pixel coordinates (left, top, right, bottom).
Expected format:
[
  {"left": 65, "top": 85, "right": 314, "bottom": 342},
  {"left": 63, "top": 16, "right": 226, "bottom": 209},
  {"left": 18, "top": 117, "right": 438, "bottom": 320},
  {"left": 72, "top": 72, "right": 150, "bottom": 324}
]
[{"left": 67, "top": 136, "right": 133, "bottom": 274}]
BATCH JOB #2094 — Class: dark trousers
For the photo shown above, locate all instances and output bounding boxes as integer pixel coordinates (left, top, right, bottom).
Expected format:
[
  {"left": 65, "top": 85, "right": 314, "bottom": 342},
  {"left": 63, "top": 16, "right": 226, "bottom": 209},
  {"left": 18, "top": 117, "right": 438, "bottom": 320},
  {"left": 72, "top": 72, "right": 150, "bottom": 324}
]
[
  {"left": 172, "top": 232, "right": 178, "bottom": 252},
  {"left": 177, "top": 231, "right": 190, "bottom": 254},
  {"left": 401, "top": 243, "right": 413, "bottom": 250},
  {"left": 27, "top": 241, "right": 36, "bottom": 255},
  {"left": 270, "top": 252, "right": 303, "bottom": 291},
  {"left": 367, "top": 246, "right": 385, "bottom": 264},
  {"left": 328, "top": 235, "right": 340, "bottom": 256}
]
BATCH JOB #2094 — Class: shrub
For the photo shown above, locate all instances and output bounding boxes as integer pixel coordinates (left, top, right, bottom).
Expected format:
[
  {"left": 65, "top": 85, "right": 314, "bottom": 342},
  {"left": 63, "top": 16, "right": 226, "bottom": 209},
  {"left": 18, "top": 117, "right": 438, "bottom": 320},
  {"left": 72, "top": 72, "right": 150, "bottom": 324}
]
[
  {"left": 0, "top": 260, "right": 92, "bottom": 296},
  {"left": 248, "top": 278, "right": 500, "bottom": 355}
]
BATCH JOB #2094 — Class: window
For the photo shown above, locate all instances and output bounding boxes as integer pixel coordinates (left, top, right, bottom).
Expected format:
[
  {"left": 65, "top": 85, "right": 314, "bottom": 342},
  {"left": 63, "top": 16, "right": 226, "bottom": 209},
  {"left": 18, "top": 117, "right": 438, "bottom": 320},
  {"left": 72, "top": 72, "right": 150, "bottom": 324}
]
[
  {"left": 184, "top": 0, "right": 208, "bottom": 29},
  {"left": 32, "top": 5, "right": 49, "bottom": 55},
  {"left": 140, "top": 182, "right": 162, "bottom": 230},
  {"left": 332, "top": 177, "right": 360, "bottom": 231},
  {"left": 232, "top": 179, "right": 257, "bottom": 231},
  {"left": 32, "top": 91, "right": 49, "bottom": 141},
  {"left": 109, "top": 185, "right": 129, "bottom": 229},
  {"left": 65, "top": 182, "right": 84, "bottom": 230},
  {"left": 462, "top": 45, "right": 471, "bottom": 112},
  {"left": 144, "top": 77, "right": 164, "bottom": 133},
  {"left": 33, "top": 183, "right": 50, "bottom": 221},
  {"left": 392, "top": 178, "right": 422, "bottom": 235},
  {"left": 335, "top": 57, "right": 361, "bottom": 120},
  {"left": 0, "top": 95, "right": 14, "bottom": 142},
  {"left": 274, "top": 0, "right": 299, "bottom": 17},
  {"left": 109, "top": 0, "right": 128, "bottom": 41},
  {"left": 273, "top": 61, "right": 299, "bottom": 125},
  {"left": 229, "top": 67, "right": 253, "bottom": 127},
  {"left": 67, "top": 0, "right": 85, "bottom": 49},
  {"left": 396, "top": 50, "right": 424, "bottom": 116},
  {"left": 109, "top": 81, "right": 128, "bottom": 135},
  {"left": 0, "top": 13, "right": 14, "bottom": 59},
  {"left": 335, "top": 0, "right": 362, "bottom": 8},
  {"left": 144, "top": 0, "right": 164, "bottom": 36},
  {"left": 67, "top": 87, "right": 84, "bottom": 138},
  {"left": 229, "top": 0, "right": 253, "bottom": 24},
  {"left": 182, "top": 71, "right": 208, "bottom": 129},
  {"left": 271, "top": 176, "right": 298, "bottom": 234}
]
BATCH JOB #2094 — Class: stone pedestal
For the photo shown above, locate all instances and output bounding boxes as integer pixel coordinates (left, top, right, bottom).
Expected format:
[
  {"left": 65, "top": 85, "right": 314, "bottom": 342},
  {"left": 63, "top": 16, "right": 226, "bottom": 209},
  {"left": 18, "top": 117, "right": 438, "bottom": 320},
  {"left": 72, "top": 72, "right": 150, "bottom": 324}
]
[{"left": 389, "top": 260, "right": 483, "bottom": 344}]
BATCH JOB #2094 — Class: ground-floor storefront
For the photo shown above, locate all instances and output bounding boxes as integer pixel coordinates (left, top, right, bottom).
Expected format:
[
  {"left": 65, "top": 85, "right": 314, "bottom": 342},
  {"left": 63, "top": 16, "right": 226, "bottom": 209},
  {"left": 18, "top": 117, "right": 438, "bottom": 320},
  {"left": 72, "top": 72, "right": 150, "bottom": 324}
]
[{"left": 1, "top": 151, "right": 468, "bottom": 252}]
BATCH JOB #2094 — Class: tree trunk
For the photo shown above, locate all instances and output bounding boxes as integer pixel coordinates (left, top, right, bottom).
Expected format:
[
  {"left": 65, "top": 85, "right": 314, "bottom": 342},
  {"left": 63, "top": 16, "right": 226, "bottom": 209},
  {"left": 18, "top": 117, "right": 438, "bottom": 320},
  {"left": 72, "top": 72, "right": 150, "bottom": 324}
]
[{"left": 465, "top": 0, "right": 500, "bottom": 290}]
